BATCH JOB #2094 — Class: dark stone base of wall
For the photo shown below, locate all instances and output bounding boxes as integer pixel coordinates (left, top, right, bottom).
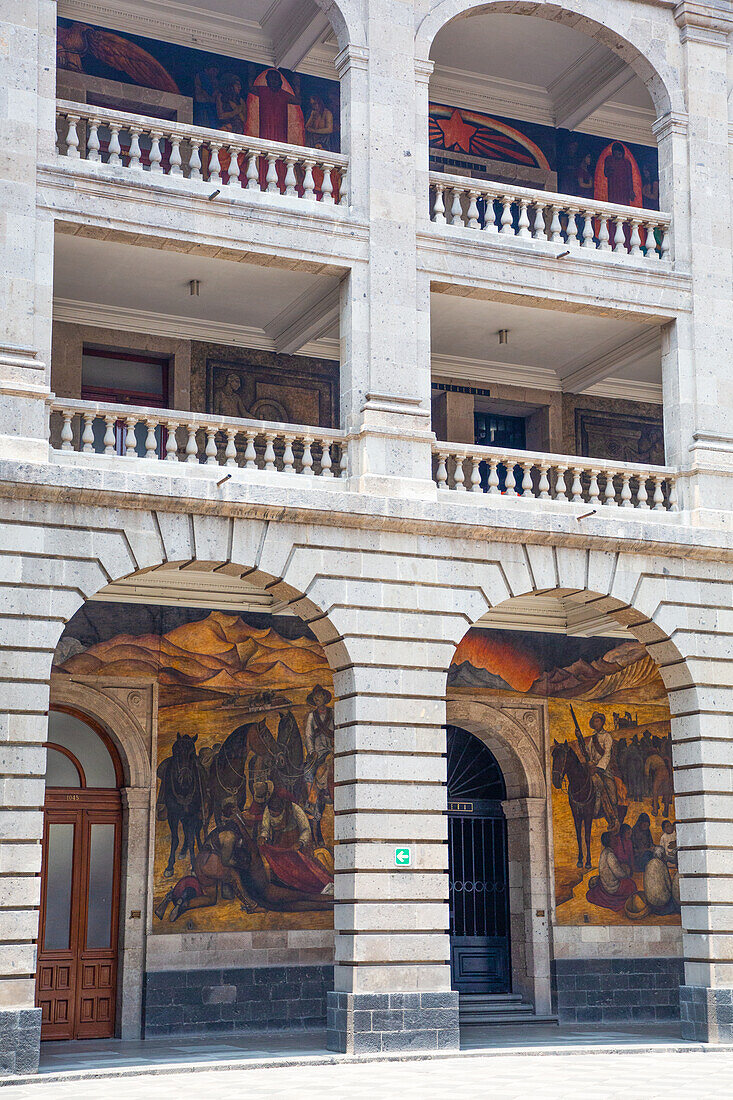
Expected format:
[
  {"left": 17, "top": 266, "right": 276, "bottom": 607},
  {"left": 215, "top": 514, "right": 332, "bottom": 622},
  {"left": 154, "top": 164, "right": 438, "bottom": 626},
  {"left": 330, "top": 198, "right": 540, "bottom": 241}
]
[
  {"left": 326, "top": 991, "right": 460, "bottom": 1053},
  {"left": 680, "top": 985, "right": 733, "bottom": 1042},
  {"left": 553, "top": 957, "right": 684, "bottom": 1024},
  {"left": 0, "top": 1007, "right": 41, "bottom": 1077},
  {"left": 144, "top": 965, "right": 332, "bottom": 1036}
]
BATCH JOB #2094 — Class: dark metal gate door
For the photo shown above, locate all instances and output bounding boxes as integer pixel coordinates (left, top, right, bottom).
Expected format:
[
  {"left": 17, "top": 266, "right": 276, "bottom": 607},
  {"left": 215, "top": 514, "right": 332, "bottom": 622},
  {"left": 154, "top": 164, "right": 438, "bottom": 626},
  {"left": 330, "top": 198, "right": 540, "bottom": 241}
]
[{"left": 447, "top": 726, "right": 510, "bottom": 994}]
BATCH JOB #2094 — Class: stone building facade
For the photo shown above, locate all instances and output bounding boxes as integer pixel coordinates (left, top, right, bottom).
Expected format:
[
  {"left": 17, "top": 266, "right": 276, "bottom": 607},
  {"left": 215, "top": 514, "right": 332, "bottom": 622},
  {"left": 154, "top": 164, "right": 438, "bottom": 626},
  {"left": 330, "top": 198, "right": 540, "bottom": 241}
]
[{"left": 1, "top": 0, "right": 733, "bottom": 1077}]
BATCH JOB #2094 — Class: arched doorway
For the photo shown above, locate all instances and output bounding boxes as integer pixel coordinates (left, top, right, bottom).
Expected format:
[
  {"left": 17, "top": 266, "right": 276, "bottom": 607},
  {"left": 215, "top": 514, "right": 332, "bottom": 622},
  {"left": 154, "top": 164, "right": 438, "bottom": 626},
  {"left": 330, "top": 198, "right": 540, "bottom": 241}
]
[
  {"left": 36, "top": 709, "right": 123, "bottom": 1041},
  {"left": 447, "top": 725, "right": 510, "bottom": 994}
]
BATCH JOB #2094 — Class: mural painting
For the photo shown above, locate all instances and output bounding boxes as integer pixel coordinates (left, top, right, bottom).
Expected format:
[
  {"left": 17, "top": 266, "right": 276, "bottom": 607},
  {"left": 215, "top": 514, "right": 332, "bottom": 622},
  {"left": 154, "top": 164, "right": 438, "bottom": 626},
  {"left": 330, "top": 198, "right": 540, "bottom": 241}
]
[
  {"left": 448, "top": 629, "right": 680, "bottom": 926},
  {"left": 429, "top": 101, "right": 659, "bottom": 209},
  {"left": 53, "top": 602, "right": 335, "bottom": 934},
  {"left": 57, "top": 18, "right": 341, "bottom": 152}
]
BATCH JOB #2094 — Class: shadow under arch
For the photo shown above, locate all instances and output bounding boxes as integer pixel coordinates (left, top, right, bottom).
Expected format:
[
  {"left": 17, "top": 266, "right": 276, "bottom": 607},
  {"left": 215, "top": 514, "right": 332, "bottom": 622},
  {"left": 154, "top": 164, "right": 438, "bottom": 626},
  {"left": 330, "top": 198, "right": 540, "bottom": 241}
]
[{"left": 415, "top": 0, "right": 683, "bottom": 120}]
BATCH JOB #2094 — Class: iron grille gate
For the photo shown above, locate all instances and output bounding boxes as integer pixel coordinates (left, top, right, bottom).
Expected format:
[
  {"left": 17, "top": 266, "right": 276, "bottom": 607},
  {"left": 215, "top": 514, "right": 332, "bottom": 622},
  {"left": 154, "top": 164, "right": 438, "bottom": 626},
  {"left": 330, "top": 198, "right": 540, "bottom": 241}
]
[{"left": 447, "top": 726, "right": 510, "bottom": 994}]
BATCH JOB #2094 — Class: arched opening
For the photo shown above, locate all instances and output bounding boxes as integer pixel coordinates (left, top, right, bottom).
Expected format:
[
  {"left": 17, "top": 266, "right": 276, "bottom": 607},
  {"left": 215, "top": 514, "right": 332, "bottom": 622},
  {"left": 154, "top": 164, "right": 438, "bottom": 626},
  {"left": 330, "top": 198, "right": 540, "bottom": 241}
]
[
  {"left": 447, "top": 589, "right": 684, "bottom": 1026},
  {"left": 37, "top": 710, "right": 123, "bottom": 1041},
  {"left": 45, "top": 561, "right": 345, "bottom": 1042}
]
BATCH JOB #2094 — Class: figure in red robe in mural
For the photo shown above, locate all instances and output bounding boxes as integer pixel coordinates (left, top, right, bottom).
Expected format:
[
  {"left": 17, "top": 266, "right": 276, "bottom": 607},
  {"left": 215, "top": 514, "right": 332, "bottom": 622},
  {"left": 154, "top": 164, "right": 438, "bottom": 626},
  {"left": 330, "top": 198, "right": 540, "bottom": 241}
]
[
  {"left": 604, "top": 142, "right": 635, "bottom": 207},
  {"left": 248, "top": 68, "right": 305, "bottom": 145}
]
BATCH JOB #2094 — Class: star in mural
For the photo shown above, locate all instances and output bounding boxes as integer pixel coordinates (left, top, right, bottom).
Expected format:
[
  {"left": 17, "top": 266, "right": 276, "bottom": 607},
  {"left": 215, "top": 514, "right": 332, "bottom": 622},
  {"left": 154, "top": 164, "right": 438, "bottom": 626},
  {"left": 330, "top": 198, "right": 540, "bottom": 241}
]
[{"left": 434, "top": 107, "right": 479, "bottom": 152}]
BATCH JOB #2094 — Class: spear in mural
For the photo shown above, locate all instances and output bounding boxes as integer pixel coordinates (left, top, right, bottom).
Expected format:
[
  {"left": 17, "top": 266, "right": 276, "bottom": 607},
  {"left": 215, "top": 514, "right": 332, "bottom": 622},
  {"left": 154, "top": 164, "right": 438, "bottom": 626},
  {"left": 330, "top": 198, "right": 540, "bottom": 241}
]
[{"left": 569, "top": 704, "right": 618, "bottom": 828}]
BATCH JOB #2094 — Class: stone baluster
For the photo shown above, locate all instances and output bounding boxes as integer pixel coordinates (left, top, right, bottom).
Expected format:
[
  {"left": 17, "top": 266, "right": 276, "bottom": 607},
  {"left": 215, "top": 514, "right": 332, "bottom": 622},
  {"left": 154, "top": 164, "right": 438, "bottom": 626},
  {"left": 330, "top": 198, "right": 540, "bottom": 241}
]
[
  {"left": 339, "top": 445, "right": 348, "bottom": 477},
  {"left": 565, "top": 208, "right": 579, "bottom": 247},
  {"left": 148, "top": 131, "right": 163, "bottom": 174},
  {"left": 224, "top": 428, "right": 237, "bottom": 467},
  {"left": 620, "top": 471, "right": 633, "bottom": 507},
  {"left": 469, "top": 455, "right": 481, "bottom": 492},
  {"left": 482, "top": 194, "right": 498, "bottom": 233},
  {"left": 338, "top": 166, "right": 348, "bottom": 207},
  {"left": 65, "top": 114, "right": 81, "bottom": 158},
  {"left": 60, "top": 410, "right": 74, "bottom": 450},
  {"left": 284, "top": 157, "right": 297, "bottom": 197},
  {"left": 499, "top": 196, "right": 514, "bottom": 235},
  {"left": 81, "top": 414, "right": 95, "bottom": 453},
  {"left": 227, "top": 148, "right": 241, "bottom": 189},
  {"left": 321, "top": 164, "right": 334, "bottom": 204},
  {"left": 466, "top": 190, "right": 480, "bottom": 230},
  {"left": 302, "top": 160, "right": 316, "bottom": 200},
  {"left": 635, "top": 473, "right": 649, "bottom": 508},
  {"left": 184, "top": 424, "right": 198, "bottom": 463},
  {"left": 537, "top": 462, "right": 551, "bottom": 499},
  {"left": 282, "top": 435, "right": 295, "bottom": 473},
  {"left": 432, "top": 182, "right": 446, "bottom": 225},
  {"left": 435, "top": 452, "right": 448, "bottom": 489},
  {"left": 603, "top": 470, "right": 617, "bottom": 506},
  {"left": 128, "top": 128, "right": 142, "bottom": 170},
  {"left": 570, "top": 466, "right": 583, "bottom": 502},
  {"left": 209, "top": 144, "right": 223, "bottom": 185},
  {"left": 668, "top": 478, "right": 678, "bottom": 511},
  {"left": 554, "top": 465, "right": 569, "bottom": 501},
  {"left": 103, "top": 415, "right": 116, "bottom": 455},
  {"left": 86, "top": 118, "right": 101, "bottom": 162},
  {"left": 205, "top": 427, "right": 218, "bottom": 465},
  {"left": 629, "top": 218, "right": 642, "bottom": 257},
  {"left": 320, "top": 441, "right": 334, "bottom": 476},
  {"left": 503, "top": 458, "right": 516, "bottom": 497},
  {"left": 597, "top": 215, "right": 611, "bottom": 251},
  {"left": 246, "top": 150, "right": 260, "bottom": 190},
  {"left": 265, "top": 153, "right": 279, "bottom": 194},
  {"left": 644, "top": 221, "right": 659, "bottom": 260},
  {"left": 188, "top": 140, "right": 202, "bottom": 180},
  {"left": 486, "top": 456, "right": 500, "bottom": 495},
  {"left": 263, "top": 432, "right": 277, "bottom": 470},
  {"left": 243, "top": 431, "right": 257, "bottom": 469},
  {"left": 532, "top": 201, "right": 548, "bottom": 240},
  {"left": 588, "top": 467, "right": 600, "bottom": 504},
  {"left": 169, "top": 135, "right": 183, "bottom": 177},
  {"left": 549, "top": 206, "right": 563, "bottom": 244},
  {"left": 450, "top": 188, "right": 464, "bottom": 227},
  {"left": 107, "top": 125, "right": 122, "bottom": 167},
  {"left": 613, "top": 218, "right": 627, "bottom": 254},
  {"left": 143, "top": 419, "right": 157, "bottom": 460},
  {"left": 452, "top": 454, "right": 466, "bottom": 491},
  {"left": 165, "top": 422, "right": 179, "bottom": 462},
  {"left": 580, "top": 210, "right": 595, "bottom": 248},
  {"left": 652, "top": 474, "right": 665, "bottom": 510},
  {"left": 520, "top": 461, "right": 534, "bottom": 497},
  {"left": 517, "top": 198, "right": 531, "bottom": 239},
  {"left": 659, "top": 225, "right": 671, "bottom": 261},
  {"left": 301, "top": 437, "right": 314, "bottom": 475},
  {"left": 124, "top": 417, "right": 138, "bottom": 458}
]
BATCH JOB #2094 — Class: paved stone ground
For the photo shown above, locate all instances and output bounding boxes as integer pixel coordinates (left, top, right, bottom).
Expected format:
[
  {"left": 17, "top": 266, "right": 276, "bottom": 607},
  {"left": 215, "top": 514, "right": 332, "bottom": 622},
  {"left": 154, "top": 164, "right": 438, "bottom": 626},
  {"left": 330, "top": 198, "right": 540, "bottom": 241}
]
[{"left": 7, "top": 1050, "right": 733, "bottom": 1099}]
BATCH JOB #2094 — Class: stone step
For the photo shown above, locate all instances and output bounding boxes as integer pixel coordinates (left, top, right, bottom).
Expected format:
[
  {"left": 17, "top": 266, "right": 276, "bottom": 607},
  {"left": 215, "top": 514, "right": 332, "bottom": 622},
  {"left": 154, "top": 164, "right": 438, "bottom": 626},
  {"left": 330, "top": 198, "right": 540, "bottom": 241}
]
[{"left": 459, "top": 993, "right": 558, "bottom": 1026}]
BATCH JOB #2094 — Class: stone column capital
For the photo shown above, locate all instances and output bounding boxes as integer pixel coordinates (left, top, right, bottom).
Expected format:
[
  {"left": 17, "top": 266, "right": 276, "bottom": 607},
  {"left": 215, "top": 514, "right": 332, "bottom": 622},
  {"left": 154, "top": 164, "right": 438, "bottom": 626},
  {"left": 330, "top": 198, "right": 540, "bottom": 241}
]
[
  {"left": 414, "top": 58, "right": 434, "bottom": 85},
  {"left": 335, "top": 43, "right": 369, "bottom": 77},
  {"left": 674, "top": 0, "right": 733, "bottom": 43},
  {"left": 502, "top": 796, "right": 546, "bottom": 820}
]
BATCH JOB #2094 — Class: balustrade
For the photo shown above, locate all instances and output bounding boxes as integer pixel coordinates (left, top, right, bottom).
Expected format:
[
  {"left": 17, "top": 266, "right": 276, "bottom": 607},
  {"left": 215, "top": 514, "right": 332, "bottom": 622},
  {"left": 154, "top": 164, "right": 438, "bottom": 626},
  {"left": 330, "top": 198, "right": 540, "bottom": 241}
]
[
  {"left": 55, "top": 101, "right": 348, "bottom": 206},
  {"left": 433, "top": 442, "right": 678, "bottom": 511},
  {"left": 49, "top": 399, "right": 348, "bottom": 480},
  {"left": 429, "top": 171, "right": 671, "bottom": 262}
]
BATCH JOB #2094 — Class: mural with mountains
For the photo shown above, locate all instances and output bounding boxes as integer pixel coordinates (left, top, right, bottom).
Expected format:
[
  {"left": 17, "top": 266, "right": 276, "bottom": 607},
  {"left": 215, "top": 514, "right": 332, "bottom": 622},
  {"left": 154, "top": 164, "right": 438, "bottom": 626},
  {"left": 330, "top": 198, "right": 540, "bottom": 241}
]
[
  {"left": 449, "top": 628, "right": 679, "bottom": 928},
  {"left": 53, "top": 602, "right": 335, "bottom": 935}
]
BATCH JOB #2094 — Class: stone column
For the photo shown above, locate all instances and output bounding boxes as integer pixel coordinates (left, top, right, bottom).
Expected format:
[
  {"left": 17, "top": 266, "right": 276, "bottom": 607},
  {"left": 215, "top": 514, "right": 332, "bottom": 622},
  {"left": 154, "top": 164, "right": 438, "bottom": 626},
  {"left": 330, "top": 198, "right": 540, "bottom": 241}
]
[
  {"left": 337, "top": 4, "right": 436, "bottom": 498},
  {"left": 0, "top": 0, "right": 56, "bottom": 463},
  {"left": 502, "top": 797, "right": 552, "bottom": 1015},
  {"left": 118, "top": 787, "right": 152, "bottom": 1040},
  {"left": 327, "top": 643, "right": 458, "bottom": 1052},
  {"left": 656, "top": 3, "right": 733, "bottom": 518}
]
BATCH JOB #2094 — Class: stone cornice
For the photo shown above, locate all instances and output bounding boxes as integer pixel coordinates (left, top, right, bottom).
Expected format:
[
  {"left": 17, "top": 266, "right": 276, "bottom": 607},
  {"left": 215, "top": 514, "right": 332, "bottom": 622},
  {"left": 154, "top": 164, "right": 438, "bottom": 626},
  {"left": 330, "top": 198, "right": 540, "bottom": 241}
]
[{"left": 674, "top": 0, "right": 733, "bottom": 42}]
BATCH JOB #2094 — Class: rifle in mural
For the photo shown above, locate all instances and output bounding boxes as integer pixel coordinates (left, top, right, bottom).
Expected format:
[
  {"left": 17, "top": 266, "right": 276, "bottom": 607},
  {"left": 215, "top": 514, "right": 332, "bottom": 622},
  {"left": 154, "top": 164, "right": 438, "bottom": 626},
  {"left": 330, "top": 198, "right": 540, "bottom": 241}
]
[{"left": 569, "top": 704, "right": 618, "bottom": 828}]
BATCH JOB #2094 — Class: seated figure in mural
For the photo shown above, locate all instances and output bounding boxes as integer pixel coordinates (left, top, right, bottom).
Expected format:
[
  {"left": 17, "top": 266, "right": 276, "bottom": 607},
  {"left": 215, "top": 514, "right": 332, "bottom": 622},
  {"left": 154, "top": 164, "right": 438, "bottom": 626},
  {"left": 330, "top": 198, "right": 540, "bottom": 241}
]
[
  {"left": 305, "top": 93, "right": 335, "bottom": 151},
  {"left": 643, "top": 846, "right": 680, "bottom": 915},
  {"left": 631, "top": 811, "right": 655, "bottom": 871},
  {"left": 258, "top": 781, "right": 334, "bottom": 896},
  {"left": 660, "top": 820, "right": 677, "bottom": 866},
  {"left": 586, "top": 831, "right": 637, "bottom": 912}
]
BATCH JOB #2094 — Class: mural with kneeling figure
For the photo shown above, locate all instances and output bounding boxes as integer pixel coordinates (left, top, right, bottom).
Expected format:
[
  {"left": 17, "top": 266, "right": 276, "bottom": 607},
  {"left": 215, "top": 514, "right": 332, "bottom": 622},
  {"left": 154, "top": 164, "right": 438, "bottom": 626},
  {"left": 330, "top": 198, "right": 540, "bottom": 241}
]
[{"left": 53, "top": 601, "right": 335, "bottom": 935}]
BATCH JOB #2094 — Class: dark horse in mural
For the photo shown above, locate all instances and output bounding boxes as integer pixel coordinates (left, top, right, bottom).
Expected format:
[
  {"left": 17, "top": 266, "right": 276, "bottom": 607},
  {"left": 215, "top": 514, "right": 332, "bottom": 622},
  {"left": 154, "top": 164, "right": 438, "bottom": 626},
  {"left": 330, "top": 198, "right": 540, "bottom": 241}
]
[
  {"left": 157, "top": 733, "right": 207, "bottom": 878},
  {"left": 551, "top": 740, "right": 626, "bottom": 868}
]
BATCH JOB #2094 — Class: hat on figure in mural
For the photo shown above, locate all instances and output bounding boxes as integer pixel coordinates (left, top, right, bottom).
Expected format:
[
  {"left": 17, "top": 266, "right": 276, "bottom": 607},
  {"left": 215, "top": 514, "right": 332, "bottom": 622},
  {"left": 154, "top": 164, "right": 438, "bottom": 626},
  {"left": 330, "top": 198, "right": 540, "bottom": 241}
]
[
  {"left": 624, "top": 891, "right": 651, "bottom": 920},
  {"left": 307, "top": 685, "right": 332, "bottom": 707}
]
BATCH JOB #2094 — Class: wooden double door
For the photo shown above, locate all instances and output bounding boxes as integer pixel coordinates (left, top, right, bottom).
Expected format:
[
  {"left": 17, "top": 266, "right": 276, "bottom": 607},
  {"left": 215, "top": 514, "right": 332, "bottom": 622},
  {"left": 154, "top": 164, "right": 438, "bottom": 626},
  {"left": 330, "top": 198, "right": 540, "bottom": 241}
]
[{"left": 36, "top": 789, "right": 122, "bottom": 1040}]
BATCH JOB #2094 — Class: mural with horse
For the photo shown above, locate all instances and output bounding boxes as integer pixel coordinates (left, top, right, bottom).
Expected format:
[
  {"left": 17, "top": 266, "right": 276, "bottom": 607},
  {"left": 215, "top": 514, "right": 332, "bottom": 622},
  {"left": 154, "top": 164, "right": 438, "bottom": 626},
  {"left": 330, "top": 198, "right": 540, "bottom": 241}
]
[
  {"left": 52, "top": 600, "right": 335, "bottom": 935},
  {"left": 448, "top": 627, "right": 680, "bottom": 927}
]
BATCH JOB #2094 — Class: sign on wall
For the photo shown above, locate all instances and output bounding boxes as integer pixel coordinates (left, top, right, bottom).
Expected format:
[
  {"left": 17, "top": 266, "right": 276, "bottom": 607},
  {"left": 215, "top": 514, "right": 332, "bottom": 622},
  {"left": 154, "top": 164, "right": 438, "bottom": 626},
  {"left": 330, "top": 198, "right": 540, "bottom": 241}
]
[{"left": 53, "top": 602, "right": 335, "bottom": 935}]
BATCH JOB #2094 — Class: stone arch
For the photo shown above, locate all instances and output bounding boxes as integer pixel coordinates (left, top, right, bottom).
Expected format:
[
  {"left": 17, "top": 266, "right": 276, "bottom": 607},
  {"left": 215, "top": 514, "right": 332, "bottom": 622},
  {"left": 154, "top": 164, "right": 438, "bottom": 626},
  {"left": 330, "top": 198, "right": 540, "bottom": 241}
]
[
  {"left": 415, "top": 0, "right": 685, "bottom": 119},
  {"left": 447, "top": 696, "right": 545, "bottom": 800},
  {"left": 312, "top": 0, "right": 367, "bottom": 51}
]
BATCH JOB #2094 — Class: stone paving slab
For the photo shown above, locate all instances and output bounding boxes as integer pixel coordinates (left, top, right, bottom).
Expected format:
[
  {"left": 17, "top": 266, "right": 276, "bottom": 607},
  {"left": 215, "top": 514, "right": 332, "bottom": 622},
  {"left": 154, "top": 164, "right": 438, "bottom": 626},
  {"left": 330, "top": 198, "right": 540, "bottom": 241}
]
[{"left": 5, "top": 1049, "right": 733, "bottom": 1100}]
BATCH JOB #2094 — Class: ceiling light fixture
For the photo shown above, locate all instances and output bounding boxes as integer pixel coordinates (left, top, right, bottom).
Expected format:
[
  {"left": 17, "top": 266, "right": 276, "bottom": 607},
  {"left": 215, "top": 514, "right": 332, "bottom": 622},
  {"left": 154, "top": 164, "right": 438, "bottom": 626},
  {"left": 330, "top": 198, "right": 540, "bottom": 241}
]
[
  {"left": 498, "top": 329, "right": 509, "bottom": 345},
  {"left": 189, "top": 279, "right": 201, "bottom": 296}
]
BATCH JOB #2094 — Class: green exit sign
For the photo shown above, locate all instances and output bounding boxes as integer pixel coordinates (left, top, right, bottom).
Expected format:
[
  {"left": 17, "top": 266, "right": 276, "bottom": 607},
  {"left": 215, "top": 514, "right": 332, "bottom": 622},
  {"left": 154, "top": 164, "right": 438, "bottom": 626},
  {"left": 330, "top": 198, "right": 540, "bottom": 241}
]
[{"left": 394, "top": 847, "right": 412, "bottom": 867}]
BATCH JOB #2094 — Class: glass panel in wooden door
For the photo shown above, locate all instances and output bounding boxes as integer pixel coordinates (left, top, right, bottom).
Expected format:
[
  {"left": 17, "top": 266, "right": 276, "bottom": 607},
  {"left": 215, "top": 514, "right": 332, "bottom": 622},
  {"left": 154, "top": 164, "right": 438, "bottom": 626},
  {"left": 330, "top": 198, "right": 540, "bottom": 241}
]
[
  {"left": 75, "top": 810, "right": 121, "bottom": 1039},
  {"left": 35, "top": 811, "right": 82, "bottom": 1040}
]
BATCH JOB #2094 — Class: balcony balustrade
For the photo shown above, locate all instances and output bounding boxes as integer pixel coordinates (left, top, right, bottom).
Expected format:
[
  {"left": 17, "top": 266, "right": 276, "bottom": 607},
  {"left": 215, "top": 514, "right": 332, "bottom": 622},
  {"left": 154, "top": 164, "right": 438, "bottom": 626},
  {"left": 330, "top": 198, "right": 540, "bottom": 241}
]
[
  {"left": 429, "top": 171, "right": 671, "bottom": 263},
  {"left": 49, "top": 399, "right": 348, "bottom": 480},
  {"left": 55, "top": 101, "right": 348, "bottom": 206},
  {"left": 433, "top": 441, "right": 678, "bottom": 511}
]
